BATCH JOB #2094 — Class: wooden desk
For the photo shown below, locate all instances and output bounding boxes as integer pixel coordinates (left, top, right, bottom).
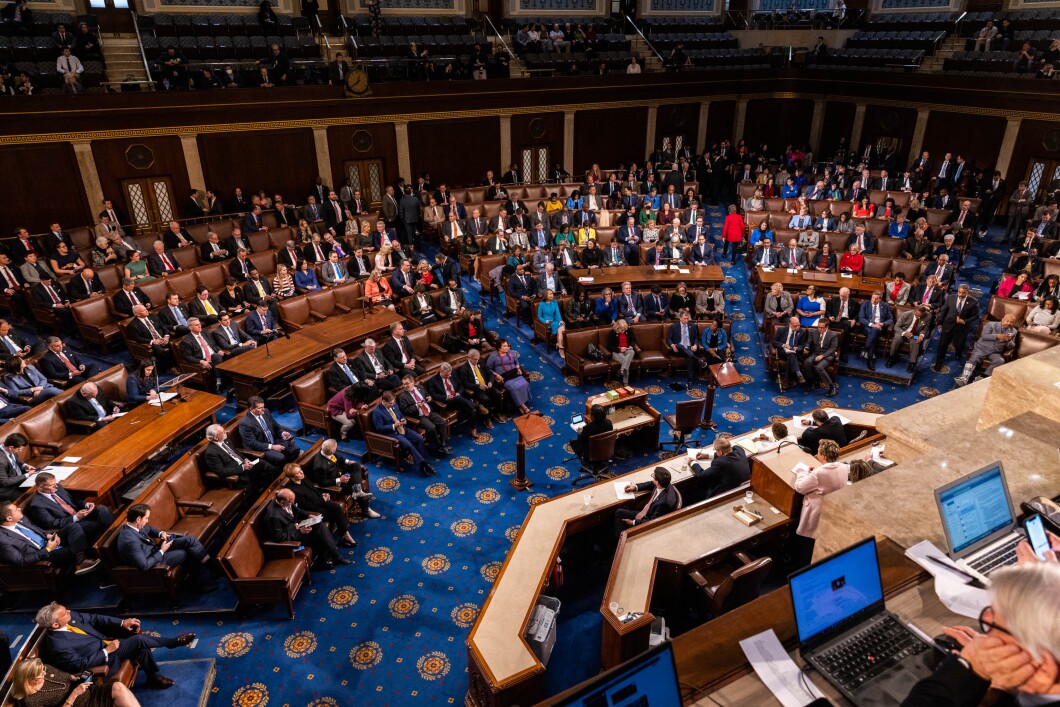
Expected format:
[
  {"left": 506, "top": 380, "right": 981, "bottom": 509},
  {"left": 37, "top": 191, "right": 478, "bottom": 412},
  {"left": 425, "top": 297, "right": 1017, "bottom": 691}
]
[
  {"left": 512, "top": 413, "right": 553, "bottom": 491},
  {"left": 466, "top": 408, "right": 878, "bottom": 707},
  {"left": 754, "top": 267, "right": 882, "bottom": 309},
  {"left": 567, "top": 265, "right": 725, "bottom": 293},
  {"left": 57, "top": 390, "right": 226, "bottom": 505},
  {"left": 703, "top": 361, "right": 741, "bottom": 430},
  {"left": 585, "top": 388, "right": 661, "bottom": 442},
  {"left": 215, "top": 309, "right": 403, "bottom": 405},
  {"left": 600, "top": 488, "right": 792, "bottom": 669}
]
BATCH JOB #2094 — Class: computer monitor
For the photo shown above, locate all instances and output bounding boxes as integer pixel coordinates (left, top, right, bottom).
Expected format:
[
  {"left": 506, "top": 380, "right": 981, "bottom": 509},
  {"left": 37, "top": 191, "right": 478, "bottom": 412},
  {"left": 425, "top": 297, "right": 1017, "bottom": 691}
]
[
  {"left": 934, "top": 462, "right": 1015, "bottom": 558},
  {"left": 550, "top": 642, "right": 682, "bottom": 706}
]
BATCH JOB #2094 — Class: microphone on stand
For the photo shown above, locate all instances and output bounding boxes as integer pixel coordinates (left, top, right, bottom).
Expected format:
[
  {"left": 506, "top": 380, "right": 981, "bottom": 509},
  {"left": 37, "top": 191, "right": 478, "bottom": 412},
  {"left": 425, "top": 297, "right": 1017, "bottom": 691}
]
[{"left": 152, "top": 357, "right": 167, "bottom": 416}]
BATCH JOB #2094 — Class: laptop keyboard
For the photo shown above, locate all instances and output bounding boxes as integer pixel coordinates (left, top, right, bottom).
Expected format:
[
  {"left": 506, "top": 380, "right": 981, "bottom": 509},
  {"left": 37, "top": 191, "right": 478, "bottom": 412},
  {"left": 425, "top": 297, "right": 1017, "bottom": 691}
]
[
  {"left": 815, "top": 616, "right": 929, "bottom": 693},
  {"left": 969, "top": 538, "right": 1020, "bottom": 576}
]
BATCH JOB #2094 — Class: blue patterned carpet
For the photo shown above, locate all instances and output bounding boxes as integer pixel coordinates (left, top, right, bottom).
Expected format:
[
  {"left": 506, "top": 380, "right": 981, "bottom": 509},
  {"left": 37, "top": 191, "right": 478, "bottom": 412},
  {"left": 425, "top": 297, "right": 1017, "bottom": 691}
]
[{"left": 0, "top": 208, "right": 1004, "bottom": 706}]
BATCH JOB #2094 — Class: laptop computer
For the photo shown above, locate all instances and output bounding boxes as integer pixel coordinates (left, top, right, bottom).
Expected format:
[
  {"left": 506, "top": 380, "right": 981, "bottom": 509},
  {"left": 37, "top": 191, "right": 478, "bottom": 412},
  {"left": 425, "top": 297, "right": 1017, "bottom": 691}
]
[
  {"left": 790, "top": 537, "right": 942, "bottom": 706},
  {"left": 549, "top": 642, "right": 681, "bottom": 706},
  {"left": 935, "top": 461, "right": 1022, "bottom": 584}
]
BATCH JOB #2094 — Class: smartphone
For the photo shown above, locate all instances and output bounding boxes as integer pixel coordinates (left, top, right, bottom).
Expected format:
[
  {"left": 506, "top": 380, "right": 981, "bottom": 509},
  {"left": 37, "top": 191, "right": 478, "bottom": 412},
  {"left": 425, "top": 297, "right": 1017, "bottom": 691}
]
[
  {"left": 78, "top": 672, "right": 93, "bottom": 684},
  {"left": 1026, "top": 514, "right": 1051, "bottom": 561}
]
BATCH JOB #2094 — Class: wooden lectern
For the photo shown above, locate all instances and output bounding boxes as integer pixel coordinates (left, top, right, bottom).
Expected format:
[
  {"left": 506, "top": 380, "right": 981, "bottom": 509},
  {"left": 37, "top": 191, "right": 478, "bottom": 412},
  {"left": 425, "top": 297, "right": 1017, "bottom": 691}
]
[
  {"left": 510, "top": 412, "right": 552, "bottom": 491},
  {"left": 703, "top": 362, "right": 743, "bottom": 430}
]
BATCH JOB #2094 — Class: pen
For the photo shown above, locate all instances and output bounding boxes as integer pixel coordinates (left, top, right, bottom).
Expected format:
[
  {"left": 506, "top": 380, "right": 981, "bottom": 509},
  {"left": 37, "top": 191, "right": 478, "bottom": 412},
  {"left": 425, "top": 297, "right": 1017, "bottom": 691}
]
[{"left": 925, "top": 555, "right": 985, "bottom": 588}]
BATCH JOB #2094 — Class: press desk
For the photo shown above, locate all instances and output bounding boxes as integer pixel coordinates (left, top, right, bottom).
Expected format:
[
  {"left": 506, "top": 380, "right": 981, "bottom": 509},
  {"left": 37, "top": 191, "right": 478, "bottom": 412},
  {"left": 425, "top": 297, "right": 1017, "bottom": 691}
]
[
  {"left": 466, "top": 408, "right": 879, "bottom": 707},
  {"left": 216, "top": 309, "right": 404, "bottom": 405},
  {"left": 584, "top": 388, "right": 660, "bottom": 441},
  {"left": 57, "top": 389, "right": 226, "bottom": 505},
  {"left": 753, "top": 267, "right": 883, "bottom": 309},
  {"left": 566, "top": 265, "right": 724, "bottom": 293}
]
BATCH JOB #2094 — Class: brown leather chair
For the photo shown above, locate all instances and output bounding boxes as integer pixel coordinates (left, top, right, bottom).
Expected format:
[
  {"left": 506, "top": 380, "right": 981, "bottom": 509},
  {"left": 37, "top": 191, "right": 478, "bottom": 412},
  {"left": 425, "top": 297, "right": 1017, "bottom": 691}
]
[
  {"left": 14, "top": 401, "right": 88, "bottom": 465},
  {"left": 306, "top": 289, "right": 350, "bottom": 319},
  {"left": 195, "top": 262, "right": 229, "bottom": 293},
  {"left": 70, "top": 297, "right": 122, "bottom": 352},
  {"left": 165, "top": 450, "right": 245, "bottom": 526},
  {"left": 96, "top": 264, "right": 123, "bottom": 292},
  {"left": 90, "top": 364, "right": 128, "bottom": 405},
  {"left": 221, "top": 520, "right": 309, "bottom": 619},
  {"left": 630, "top": 323, "right": 671, "bottom": 376},
  {"left": 661, "top": 399, "right": 705, "bottom": 454},
  {"left": 861, "top": 255, "right": 892, "bottom": 280},
  {"left": 248, "top": 232, "right": 272, "bottom": 254},
  {"left": 875, "top": 237, "right": 906, "bottom": 258},
  {"left": 249, "top": 251, "right": 277, "bottom": 278},
  {"left": 356, "top": 401, "right": 406, "bottom": 471},
  {"left": 171, "top": 246, "right": 200, "bottom": 272},
  {"left": 423, "top": 320, "right": 472, "bottom": 364},
  {"left": 330, "top": 281, "right": 364, "bottom": 312},
  {"left": 689, "top": 552, "right": 773, "bottom": 616},
  {"left": 164, "top": 270, "right": 200, "bottom": 301},
  {"left": 290, "top": 367, "right": 335, "bottom": 437},
  {"left": 138, "top": 278, "right": 171, "bottom": 308},
  {"left": 277, "top": 296, "right": 314, "bottom": 331},
  {"left": 572, "top": 429, "right": 618, "bottom": 487},
  {"left": 564, "top": 327, "right": 614, "bottom": 384},
  {"left": 405, "top": 327, "right": 447, "bottom": 374}
]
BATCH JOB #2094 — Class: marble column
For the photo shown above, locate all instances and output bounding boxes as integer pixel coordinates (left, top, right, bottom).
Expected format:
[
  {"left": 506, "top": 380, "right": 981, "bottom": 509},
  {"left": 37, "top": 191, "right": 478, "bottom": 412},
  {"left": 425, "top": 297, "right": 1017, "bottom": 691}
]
[
  {"left": 180, "top": 134, "right": 205, "bottom": 190},
  {"left": 395, "top": 121, "right": 412, "bottom": 181},
  {"left": 809, "top": 99, "right": 826, "bottom": 155},
  {"left": 564, "top": 111, "right": 575, "bottom": 178},
  {"left": 645, "top": 104, "right": 658, "bottom": 159},
  {"left": 499, "top": 115, "right": 512, "bottom": 174},
  {"left": 908, "top": 108, "right": 931, "bottom": 164},
  {"left": 71, "top": 140, "right": 104, "bottom": 214},
  {"left": 312, "top": 126, "right": 333, "bottom": 185},
  {"left": 848, "top": 102, "right": 867, "bottom": 153},
  {"left": 733, "top": 98, "right": 749, "bottom": 142},
  {"left": 994, "top": 117, "right": 1023, "bottom": 178},
  {"left": 697, "top": 100, "right": 711, "bottom": 153}
]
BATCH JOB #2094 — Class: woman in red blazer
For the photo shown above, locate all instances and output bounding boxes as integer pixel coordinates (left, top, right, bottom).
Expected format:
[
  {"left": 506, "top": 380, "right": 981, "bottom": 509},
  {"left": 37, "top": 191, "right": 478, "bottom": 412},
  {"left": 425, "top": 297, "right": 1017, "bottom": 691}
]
[{"left": 721, "top": 204, "right": 745, "bottom": 264}]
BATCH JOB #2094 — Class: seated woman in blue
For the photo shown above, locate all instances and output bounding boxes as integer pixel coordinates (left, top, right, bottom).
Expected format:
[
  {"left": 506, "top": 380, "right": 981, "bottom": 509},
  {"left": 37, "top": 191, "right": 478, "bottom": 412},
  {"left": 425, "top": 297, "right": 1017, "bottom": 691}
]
[
  {"left": 565, "top": 190, "right": 583, "bottom": 211},
  {"left": 888, "top": 214, "right": 911, "bottom": 239},
  {"left": 594, "top": 287, "right": 619, "bottom": 324},
  {"left": 536, "top": 288, "right": 566, "bottom": 359},
  {"left": 781, "top": 177, "right": 799, "bottom": 198},
  {"left": 796, "top": 284, "right": 824, "bottom": 326},
  {"left": 507, "top": 246, "right": 527, "bottom": 269},
  {"left": 126, "top": 359, "right": 162, "bottom": 405},
  {"left": 295, "top": 258, "right": 322, "bottom": 293},
  {"left": 749, "top": 219, "right": 773, "bottom": 247},
  {"left": 700, "top": 317, "right": 728, "bottom": 365}
]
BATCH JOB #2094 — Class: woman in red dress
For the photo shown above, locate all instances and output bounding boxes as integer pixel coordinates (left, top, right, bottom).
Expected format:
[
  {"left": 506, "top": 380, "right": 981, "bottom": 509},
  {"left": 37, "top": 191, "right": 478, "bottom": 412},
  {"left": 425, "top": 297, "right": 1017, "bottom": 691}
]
[{"left": 721, "top": 204, "right": 745, "bottom": 264}]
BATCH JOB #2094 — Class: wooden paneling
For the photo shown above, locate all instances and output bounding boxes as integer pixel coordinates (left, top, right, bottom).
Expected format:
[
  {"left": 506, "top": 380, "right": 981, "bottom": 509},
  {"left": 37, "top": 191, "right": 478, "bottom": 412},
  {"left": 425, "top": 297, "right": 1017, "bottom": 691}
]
[
  {"left": 654, "top": 103, "right": 701, "bottom": 153},
  {"left": 91, "top": 136, "right": 190, "bottom": 226},
  {"left": 198, "top": 129, "right": 318, "bottom": 206},
  {"left": 326, "top": 123, "right": 399, "bottom": 193},
  {"left": 0, "top": 143, "right": 89, "bottom": 233},
  {"left": 821, "top": 101, "right": 857, "bottom": 161},
  {"left": 862, "top": 104, "right": 918, "bottom": 168},
  {"left": 921, "top": 111, "right": 1006, "bottom": 173},
  {"left": 408, "top": 117, "right": 500, "bottom": 188},
  {"left": 510, "top": 112, "right": 564, "bottom": 177},
  {"left": 705, "top": 100, "right": 735, "bottom": 148},
  {"left": 1007, "top": 119, "right": 1060, "bottom": 188},
  {"left": 574, "top": 107, "right": 647, "bottom": 173},
  {"left": 743, "top": 98, "right": 814, "bottom": 153}
]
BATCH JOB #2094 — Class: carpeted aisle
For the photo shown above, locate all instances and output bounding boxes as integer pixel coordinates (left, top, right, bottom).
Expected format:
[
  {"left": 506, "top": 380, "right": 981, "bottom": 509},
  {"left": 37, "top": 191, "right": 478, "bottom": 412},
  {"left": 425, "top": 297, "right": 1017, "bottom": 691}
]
[{"left": 0, "top": 207, "right": 1001, "bottom": 707}]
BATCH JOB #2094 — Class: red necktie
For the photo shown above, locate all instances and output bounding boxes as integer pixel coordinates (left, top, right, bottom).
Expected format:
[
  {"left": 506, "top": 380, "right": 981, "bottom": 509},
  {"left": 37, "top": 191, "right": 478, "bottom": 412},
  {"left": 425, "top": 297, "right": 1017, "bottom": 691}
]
[
  {"left": 413, "top": 389, "right": 429, "bottom": 416},
  {"left": 400, "top": 338, "right": 410, "bottom": 361},
  {"left": 197, "top": 334, "right": 212, "bottom": 357},
  {"left": 444, "top": 377, "right": 455, "bottom": 398},
  {"left": 316, "top": 245, "right": 324, "bottom": 261},
  {"left": 0, "top": 268, "right": 15, "bottom": 288},
  {"left": 52, "top": 493, "right": 76, "bottom": 516},
  {"left": 58, "top": 351, "right": 77, "bottom": 374},
  {"left": 161, "top": 254, "right": 174, "bottom": 271},
  {"left": 790, "top": 251, "right": 796, "bottom": 267},
  {"left": 46, "top": 286, "right": 60, "bottom": 304},
  {"left": 922, "top": 288, "right": 932, "bottom": 304}
]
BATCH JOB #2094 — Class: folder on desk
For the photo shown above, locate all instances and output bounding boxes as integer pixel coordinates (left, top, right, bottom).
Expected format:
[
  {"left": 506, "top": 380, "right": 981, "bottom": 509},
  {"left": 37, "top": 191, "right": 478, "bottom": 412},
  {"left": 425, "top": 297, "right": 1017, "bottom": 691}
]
[
  {"left": 22, "top": 466, "right": 78, "bottom": 487},
  {"left": 735, "top": 438, "right": 759, "bottom": 455}
]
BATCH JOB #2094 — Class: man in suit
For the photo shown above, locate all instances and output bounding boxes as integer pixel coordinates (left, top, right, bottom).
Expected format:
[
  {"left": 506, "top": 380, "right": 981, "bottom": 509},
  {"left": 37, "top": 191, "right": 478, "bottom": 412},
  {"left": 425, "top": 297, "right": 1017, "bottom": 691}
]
[
  {"left": 484, "top": 229, "right": 508, "bottom": 256},
  {"left": 228, "top": 249, "right": 253, "bottom": 282},
  {"left": 801, "top": 319, "right": 839, "bottom": 396},
  {"left": 371, "top": 391, "right": 436, "bottom": 476},
  {"left": 857, "top": 291, "right": 893, "bottom": 371},
  {"left": 354, "top": 339, "right": 401, "bottom": 391},
  {"left": 427, "top": 362, "right": 489, "bottom": 438},
  {"left": 31, "top": 275, "right": 77, "bottom": 337},
  {"left": 390, "top": 260, "right": 417, "bottom": 300},
  {"left": 798, "top": 409, "right": 848, "bottom": 454},
  {"left": 202, "top": 424, "right": 273, "bottom": 489},
  {"left": 308, "top": 177, "right": 329, "bottom": 205},
  {"left": 380, "top": 186, "right": 399, "bottom": 230},
  {"left": 239, "top": 395, "right": 299, "bottom": 465},
  {"left": 225, "top": 228, "right": 252, "bottom": 256},
  {"left": 162, "top": 221, "right": 194, "bottom": 250},
  {"left": 911, "top": 274, "right": 945, "bottom": 310},
  {"left": 0, "top": 319, "right": 32, "bottom": 363},
  {"left": 615, "top": 281, "right": 644, "bottom": 323},
  {"left": 886, "top": 304, "right": 933, "bottom": 372},
  {"left": 1004, "top": 181, "right": 1033, "bottom": 244},
  {"left": 271, "top": 196, "right": 297, "bottom": 228},
  {"left": 117, "top": 502, "right": 216, "bottom": 590},
  {"left": 262, "top": 488, "right": 349, "bottom": 570},
  {"left": 320, "top": 191, "right": 345, "bottom": 234},
  {"left": 0, "top": 252, "right": 28, "bottom": 321},
  {"left": 777, "top": 238, "right": 808, "bottom": 270},
  {"left": 65, "top": 267, "right": 105, "bottom": 303},
  {"left": 772, "top": 316, "right": 808, "bottom": 387},
  {"left": 667, "top": 310, "right": 704, "bottom": 383},
  {"left": 1030, "top": 212, "right": 1059, "bottom": 240},
  {"left": 30, "top": 472, "right": 107, "bottom": 542},
  {"left": 245, "top": 301, "right": 283, "bottom": 343},
  {"left": 372, "top": 220, "right": 399, "bottom": 250},
  {"left": 347, "top": 247, "right": 373, "bottom": 279},
  {"left": 689, "top": 233, "right": 716, "bottom": 266},
  {"left": 98, "top": 200, "right": 128, "bottom": 233},
  {"left": 158, "top": 292, "right": 191, "bottom": 337},
  {"left": 382, "top": 322, "right": 425, "bottom": 377},
  {"left": 643, "top": 286, "right": 670, "bottom": 322},
  {"left": 688, "top": 438, "right": 750, "bottom": 503},
  {"left": 278, "top": 239, "right": 303, "bottom": 270},
  {"left": 535, "top": 262, "right": 566, "bottom": 297},
  {"left": 601, "top": 239, "right": 626, "bottom": 268},
  {"left": 954, "top": 314, "right": 1018, "bottom": 386},
  {"left": 440, "top": 211, "right": 464, "bottom": 245},
  {"left": 432, "top": 253, "right": 460, "bottom": 289},
  {"left": 180, "top": 318, "right": 226, "bottom": 390},
  {"left": 456, "top": 348, "right": 502, "bottom": 414},
  {"left": 147, "top": 240, "right": 181, "bottom": 277},
  {"left": 38, "top": 336, "right": 100, "bottom": 386},
  {"left": 977, "top": 171, "right": 1006, "bottom": 236},
  {"left": 244, "top": 271, "right": 277, "bottom": 314},
  {"left": 932, "top": 284, "right": 979, "bottom": 371},
  {"left": 926, "top": 255, "right": 955, "bottom": 289},
  {"left": 751, "top": 238, "right": 779, "bottom": 268},
  {"left": 65, "top": 382, "right": 123, "bottom": 429},
  {"left": 438, "top": 280, "right": 467, "bottom": 319},
  {"left": 199, "top": 231, "right": 230, "bottom": 263},
  {"left": 614, "top": 467, "right": 679, "bottom": 535},
  {"left": 319, "top": 251, "right": 348, "bottom": 287},
  {"left": 211, "top": 312, "right": 255, "bottom": 358},
  {"left": 507, "top": 264, "right": 536, "bottom": 323},
  {"left": 948, "top": 200, "right": 978, "bottom": 234},
  {"left": 325, "top": 348, "right": 363, "bottom": 394},
  {"left": 187, "top": 286, "right": 223, "bottom": 326},
  {"left": 443, "top": 196, "right": 466, "bottom": 222},
  {"left": 0, "top": 502, "right": 94, "bottom": 575},
  {"left": 126, "top": 305, "right": 174, "bottom": 370},
  {"left": 243, "top": 204, "right": 267, "bottom": 234},
  {"left": 846, "top": 224, "right": 875, "bottom": 255},
  {"left": 397, "top": 374, "right": 451, "bottom": 454},
  {"left": 301, "top": 439, "right": 379, "bottom": 519}
]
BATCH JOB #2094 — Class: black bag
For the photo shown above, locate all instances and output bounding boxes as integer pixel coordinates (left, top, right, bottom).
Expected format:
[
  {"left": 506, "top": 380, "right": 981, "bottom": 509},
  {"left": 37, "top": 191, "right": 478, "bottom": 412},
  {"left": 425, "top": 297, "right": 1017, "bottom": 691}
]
[
  {"left": 586, "top": 343, "right": 605, "bottom": 361},
  {"left": 441, "top": 333, "right": 467, "bottom": 354}
]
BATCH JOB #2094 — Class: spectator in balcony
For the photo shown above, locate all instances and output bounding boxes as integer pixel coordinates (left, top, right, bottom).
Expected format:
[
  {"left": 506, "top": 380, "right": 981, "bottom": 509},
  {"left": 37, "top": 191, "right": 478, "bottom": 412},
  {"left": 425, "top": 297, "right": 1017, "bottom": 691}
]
[
  {"left": 219, "top": 64, "right": 243, "bottom": 88},
  {"left": 668, "top": 42, "right": 690, "bottom": 71},
  {"left": 56, "top": 47, "right": 83, "bottom": 83},
  {"left": 61, "top": 73, "right": 83, "bottom": 95},
  {"left": 995, "top": 18, "right": 1013, "bottom": 51},
  {"left": 264, "top": 43, "right": 289, "bottom": 85},
  {"left": 0, "top": 0, "right": 31, "bottom": 30},
  {"left": 366, "top": 0, "right": 381, "bottom": 36},
  {"left": 812, "top": 36, "right": 827, "bottom": 57},
  {"left": 526, "top": 25, "right": 542, "bottom": 52},
  {"left": 549, "top": 24, "right": 570, "bottom": 53},
  {"left": 14, "top": 72, "right": 33, "bottom": 96},
  {"left": 1040, "top": 63, "right": 1057, "bottom": 80},
  {"left": 1015, "top": 42, "right": 1039, "bottom": 73},
  {"left": 973, "top": 20, "right": 998, "bottom": 52},
  {"left": 258, "top": 0, "right": 278, "bottom": 33},
  {"left": 198, "top": 67, "right": 221, "bottom": 89},
  {"left": 301, "top": 0, "right": 319, "bottom": 33},
  {"left": 626, "top": 55, "right": 641, "bottom": 74},
  {"left": 256, "top": 65, "right": 276, "bottom": 88},
  {"left": 515, "top": 26, "right": 531, "bottom": 53},
  {"left": 53, "top": 23, "right": 74, "bottom": 51},
  {"left": 156, "top": 45, "right": 187, "bottom": 89},
  {"left": 0, "top": 75, "right": 11, "bottom": 96}
]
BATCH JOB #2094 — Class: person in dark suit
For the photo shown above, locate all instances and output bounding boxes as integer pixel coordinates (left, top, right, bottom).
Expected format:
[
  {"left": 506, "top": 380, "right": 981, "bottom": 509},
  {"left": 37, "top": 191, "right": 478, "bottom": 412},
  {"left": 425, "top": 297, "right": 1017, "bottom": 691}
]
[
  {"left": 572, "top": 404, "right": 613, "bottom": 460},
  {"left": 126, "top": 305, "right": 174, "bottom": 370},
  {"left": 932, "top": 284, "right": 979, "bottom": 371},
  {"left": 303, "top": 234, "right": 331, "bottom": 264},
  {"left": 245, "top": 302, "right": 283, "bottom": 343},
  {"left": 283, "top": 463, "right": 358, "bottom": 548},
  {"left": 199, "top": 231, "right": 230, "bottom": 263},
  {"left": 65, "top": 268, "right": 105, "bottom": 302},
  {"left": 857, "top": 291, "right": 894, "bottom": 371},
  {"left": 30, "top": 275, "right": 77, "bottom": 336},
  {"left": 243, "top": 271, "right": 277, "bottom": 310},
  {"left": 456, "top": 348, "right": 502, "bottom": 414},
  {"left": 614, "top": 467, "right": 679, "bottom": 535},
  {"left": 427, "top": 362, "right": 489, "bottom": 438},
  {"left": 507, "top": 265, "right": 536, "bottom": 323},
  {"left": 158, "top": 292, "right": 191, "bottom": 337},
  {"left": 801, "top": 320, "right": 840, "bottom": 396},
  {"left": 238, "top": 396, "right": 299, "bottom": 465},
  {"left": 390, "top": 260, "right": 417, "bottom": 300},
  {"left": 325, "top": 348, "right": 362, "bottom": 393},
  {"left": 146, "top": 241, "right": 181, "bottom": 277},
  {"left": 261, "top": 488, "right": 349, "bottom": 569},
  {"left": 0, "top": 434, "right": 37, "bottom": 502},
  {"left": 27, "top": 471, "right": 115, "bottom": 547},
  {"left": 370, "top": 392, "right": 436, "bottom": 476},
  {"left": 0, "top": 502, "right": 86, "bottom": 574},
  {"left": 798, "top": 409, "right": 848, "bottom": 454},
  {"left": 438, "top": 280, "right": 467, "bottom": 318},
  {"left": 162, "top": 222, "right": 194, "bottom": 250},
  {"left": 116, "top": 502, "right": 216, "bottom": 590},
  {"left": 228, "top": 250, "right": 254, "bottom": 282},
  {"left": 689, "top": 438, "right": 750, "bottom": 503},
  {"left": 751, "top": 239, "right": 779, "bottom": 268},
  {"left": 614, "top": 281, "right": 644, "bottom": 323},
  {"left": 825, "top": 287, "right": 860, "bottom": 363},
  {"left": 187, "top": 286, "right": 223, "bottom": 326},
  {"left": 910, "top": 275, "right": 945, "bottom": 310},
  {"left": 353, "top": 339, "right": 401, "bottom": 390},
  {"left": 277, "top": 240, "right": 303, "bottom": 270},
  {"left": 225, "top": 229, "right": 253, "bottom": 257},
  {"left": 303, "top": 438, "right": 380, "bottom": 518},
  {"left": 38, "top": 336, "right": 100, "bottom": 386},
  {"left": 202, "top": 424, "right": 275, "bottom": 489},
  {"left": 179, "top": 318, "right": 225, "bottom": 390},
  {"left": 36, "top": 602, "right": 196, "bottom": 688},
  {"left": 397, "top": 374, "right": 451, "bottom": 454},
  {"left": 65, "top": 382, "right": 123, "bottom": 429},
  {"left": 243, "top": 205, "right": 268, "bottom": 234},
  {"left": 113, "top": 278, "right": 151, "bottom": 318},
  {"left": 433, "top": 253, "right": 460, "bottom": 289},
  {"left": 773, "top": 316, "right": 808, "bottom": 387},
  {"left": 381, "top": 322, "right": 426, "bottom": 377},
  {"left": 667, "top": 310, "right": 704, "bottom": 383},
  {"left": 327, "top": 51, "right": 350, "bottom": 85}
]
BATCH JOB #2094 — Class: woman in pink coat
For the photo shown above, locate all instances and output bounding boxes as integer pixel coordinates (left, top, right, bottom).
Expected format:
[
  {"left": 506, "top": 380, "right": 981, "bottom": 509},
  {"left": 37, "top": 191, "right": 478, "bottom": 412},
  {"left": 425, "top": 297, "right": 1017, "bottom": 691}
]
[
  {"left": 793, "top": 438, "right": 850, "bottom": 568},
  {"left": 721, "top": 204, "right": 745, "bottom": 264}
]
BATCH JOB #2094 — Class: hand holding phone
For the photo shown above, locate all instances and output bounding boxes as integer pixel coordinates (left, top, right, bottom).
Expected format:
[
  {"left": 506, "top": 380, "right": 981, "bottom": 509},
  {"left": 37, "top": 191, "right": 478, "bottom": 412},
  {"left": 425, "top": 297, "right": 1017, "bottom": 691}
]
[{"left": 1025, "top": 514, "right": 1053, "bottom": 561}]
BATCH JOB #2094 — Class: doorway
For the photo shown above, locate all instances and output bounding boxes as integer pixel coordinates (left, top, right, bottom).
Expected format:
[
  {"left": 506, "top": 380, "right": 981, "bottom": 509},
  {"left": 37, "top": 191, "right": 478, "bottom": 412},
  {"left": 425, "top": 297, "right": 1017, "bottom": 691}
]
[
  {"left": 519, "top": 146, "right": 551, "bottom": 184},
  {"left": 344, "top": 159, "right": 386, "bottom": 208},
  {"left": 121, "top": 176, "right": 176, "bottom": 233},
  {"left": 1023, "top": 158, "right": 1060, "bottom": 205},
  {"left": 85, "top": 1, "right": 135, "bottom": 35}
]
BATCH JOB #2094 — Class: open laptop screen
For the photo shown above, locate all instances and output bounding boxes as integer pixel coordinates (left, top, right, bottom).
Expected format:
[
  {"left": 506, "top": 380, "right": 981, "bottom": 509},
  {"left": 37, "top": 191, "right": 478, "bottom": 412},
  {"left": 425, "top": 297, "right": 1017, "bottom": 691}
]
[
  {"left": 551, "top": 642, "right": 681, "bottom": 706},
  {"left": 790, "top": 537, "right": 885, "bottom": 646},
  {"left": 936, "top": 463, "right": 1013, "bottom": 557}
]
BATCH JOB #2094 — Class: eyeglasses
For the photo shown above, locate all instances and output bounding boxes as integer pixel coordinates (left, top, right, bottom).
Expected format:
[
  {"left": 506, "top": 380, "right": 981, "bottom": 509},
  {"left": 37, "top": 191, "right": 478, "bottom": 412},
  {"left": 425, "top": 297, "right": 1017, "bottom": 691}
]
[{"left": 977, "top": 606, "right": 1012, "bottom": 638}]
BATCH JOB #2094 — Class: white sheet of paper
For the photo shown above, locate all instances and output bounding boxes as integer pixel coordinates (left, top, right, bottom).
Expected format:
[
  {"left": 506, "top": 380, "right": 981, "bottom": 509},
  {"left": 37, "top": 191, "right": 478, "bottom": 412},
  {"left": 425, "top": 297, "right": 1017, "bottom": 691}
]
[
  {"left": 787, "top": 268, "right": 799, "bottom": 274},
  {"left": 761, "top": 267, "right": 775, "bottom": 273},
  {"left": 111, "top": 412, "right": 128, "bottom": 418},
  {"left": 791, "top": 462, "right": 810, "bottom": 475},
  {"left": 21, "top": 466, "right": 78, "bottom": 487},
  {"left": 296, "top": 514, "right": 323, "bottom": 529},
  {"left": 905, "top": 539, "right": 977, "bottom": 586},
  {"left": 59, "top": 456, "right": 81, "bottom": 463},
  {"left": 613, "top": 481, "right": 636, "bottom": 500},
  {"left": 678, "top": 268, "right": 690, "bottom": 274},
  {"left": 653, "top": 265, "right": 667, "bottom": 271},
  {"left": 841, "top": 273, "right": 853, "bottom": 278},
  {"left": 739, "top": 629, "right": 825, "bottom": 707},
  {"left": 147, "top": 392, "right": 179, "bottom": 406},
  {"left": 934, "top": 572, "right": 991, "bottom": 619}
]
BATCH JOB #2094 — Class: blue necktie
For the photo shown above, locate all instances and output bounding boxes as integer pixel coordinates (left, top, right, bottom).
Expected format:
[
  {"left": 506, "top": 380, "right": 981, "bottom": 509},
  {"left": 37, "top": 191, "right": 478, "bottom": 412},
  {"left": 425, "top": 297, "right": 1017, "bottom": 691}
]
[
  {"left": 15, "top": 524, "right": 44, "bottom": 547},
  {"left": 90, "top": 397, "right": 106, "bottom": 419},
  {"left": 341, "top": 364, "right": 356, "bottom": 384},
  {"left": 257, "top": 414, "right": 274, "bottom": 444},
  {"left": 173, "top": 307, "right": 187, "bottom": 326}
]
